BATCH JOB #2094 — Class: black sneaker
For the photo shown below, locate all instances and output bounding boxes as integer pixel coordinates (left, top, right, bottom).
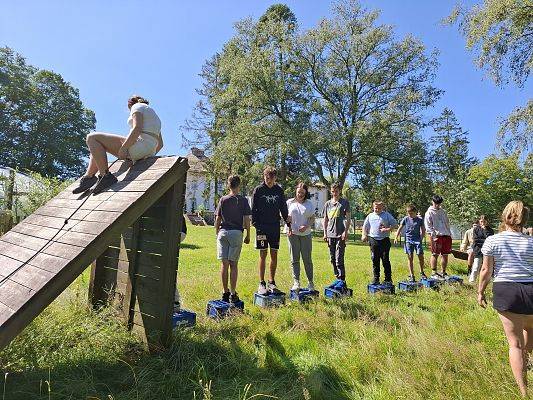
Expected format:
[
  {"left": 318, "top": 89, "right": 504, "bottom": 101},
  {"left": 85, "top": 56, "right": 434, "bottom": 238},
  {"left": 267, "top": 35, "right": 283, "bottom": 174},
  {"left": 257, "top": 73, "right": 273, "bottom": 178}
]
[
  {"left": 383, "top": 279, "right": 393, "bottom": 286},
  {"left": 420, "top": 272, "right": 427, "bottom": 280},
  {"left": 72, "top": 175, "right": 98, "bottom": 194},
  {"left": 408, "top": 275, "right": 416, "bottom": 283},
  {"left": 221, "top": 291, "right": 230, "bottom": 303},
  {"left": 92, "top": 172, "right": 118, "bottom": 195},
  {"left": 230, "top": 293, "right": 240, "bottom": 303}
]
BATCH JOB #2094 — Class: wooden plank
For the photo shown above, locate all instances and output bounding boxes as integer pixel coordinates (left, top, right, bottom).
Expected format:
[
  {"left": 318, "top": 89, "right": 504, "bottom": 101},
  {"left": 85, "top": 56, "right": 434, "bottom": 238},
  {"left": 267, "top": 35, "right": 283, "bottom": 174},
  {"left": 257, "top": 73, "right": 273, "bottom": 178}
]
[
  {"left": 0, "top": 241, "right": 70, "bottom": 274},
  {"left": 0, "top": 156, "right": 188, "bottom": 350},
  {"left": 21, "top": 215, "right": 110, "bottom": 235},
  {"left": 0, "top": 235, "right": 82, "bottom": 260},
  {"left": 10, "top": 224, "right": 96, "bottom": 247},
  {"left": 0, "top": 302, "right": 15, "bottom": 326}
]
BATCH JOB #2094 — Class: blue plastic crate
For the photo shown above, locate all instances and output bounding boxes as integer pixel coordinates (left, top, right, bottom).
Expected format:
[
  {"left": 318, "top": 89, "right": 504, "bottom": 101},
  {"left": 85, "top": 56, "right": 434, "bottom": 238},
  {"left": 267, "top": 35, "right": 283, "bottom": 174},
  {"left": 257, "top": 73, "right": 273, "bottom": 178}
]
[
  {"left": 367, "top": 283, "right": 395, "bottom": 294},
  {"left": 289, "top": 289, "right": 319, "bottom": 302},
  {"left": 253, "top": 292, "right": 286, "bottom": 307},
  {"left": 445, "top": 275, "right": 463, "bottom": 285},
  {"left": 172, "top": 309, "right": 196, "bottom": 328},
  {"left": 420, "top": 277, "right": 441, "bottom": 289},
  {"left": 398, "top": 281, "right": 423, "bottom": 292},
  {"left": 206, "top": 299, "right": 244, "bottom": 319},
  {"left": 324, "top": 287, "right": 353, "bottom": 299}
]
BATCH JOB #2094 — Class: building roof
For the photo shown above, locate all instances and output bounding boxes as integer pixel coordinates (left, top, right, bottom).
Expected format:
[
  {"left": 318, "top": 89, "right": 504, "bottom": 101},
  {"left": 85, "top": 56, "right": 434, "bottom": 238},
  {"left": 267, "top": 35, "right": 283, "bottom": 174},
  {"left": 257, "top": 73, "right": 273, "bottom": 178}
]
[{"left": 185, "top": 147, "right": 208, "bottom": 173}]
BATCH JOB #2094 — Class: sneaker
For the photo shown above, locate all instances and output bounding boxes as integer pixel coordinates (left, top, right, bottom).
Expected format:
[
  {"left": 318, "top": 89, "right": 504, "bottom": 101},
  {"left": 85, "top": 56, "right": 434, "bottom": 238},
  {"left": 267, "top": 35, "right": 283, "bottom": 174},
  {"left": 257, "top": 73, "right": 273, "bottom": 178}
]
[
  {"left": 230, "top": 292, "right": 240, "bottom": 303},
  {"left": 72, "top": 175, "right": 98, "bottom": 194},
  {"left": 92, "top": 172, "right": 118, "bottom": 195},
  {"left": 334, "top": 279, "right": 347, "bottom": 289},
  {"left": 173, "top": 301, "right": 181, "bottom": 314},
  {"left": 442, "top": 273, "right": 449, "bottom": 280},
  {"left": 420, "top": 272, "right": 427, "bottom": 280},
  {"left": 291, "top": 280, "right": 301, "bottom": 291},
  {"left": 258, "top": 281, "right": 268, "bottom": 295},
  {"left": 383, "top": 279, "right": 393, "bottom": 286},
  {"left": 408, "top": 275, "right": 416, "bottom": 283},
  {"left": 431, "top": 272, "right": 443, "bottom": 280},
  {"left": 221, "top": 291, "right": 230, "bottom": 302},
  {"left": 268, "top": 280, "right": 281, "bottom": 294},
  {"left": 467, "top": 266, "right": 472, "bottom": 276},
  {"left": 307, "top": 281, "right": 315, "bottom": 291}
]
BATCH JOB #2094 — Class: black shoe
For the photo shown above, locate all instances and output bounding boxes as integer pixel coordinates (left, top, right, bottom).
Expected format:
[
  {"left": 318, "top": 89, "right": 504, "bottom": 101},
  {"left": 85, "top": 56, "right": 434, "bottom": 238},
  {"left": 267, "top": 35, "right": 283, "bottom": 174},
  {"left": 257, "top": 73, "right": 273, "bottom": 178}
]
[
  {"left": 383, "top": 279, "right": 393, "bottom": 286},
  {"left": 408, "top": 275, "right": 416, "bottom": 283},
  {"left": 420, "top": 272, "right": 427, "bottom": 280},
  {"left": 222, "top": 291, "right": 230, "bottom": 302},
  {"left": 230, "top": 293, "right": 240, "bottom": 303},
  {"left": 72, "top": 175, "right": 98, "bottom": 194},
  {"left": 92, "top": 172, "right": 118, "bottom": 195}
]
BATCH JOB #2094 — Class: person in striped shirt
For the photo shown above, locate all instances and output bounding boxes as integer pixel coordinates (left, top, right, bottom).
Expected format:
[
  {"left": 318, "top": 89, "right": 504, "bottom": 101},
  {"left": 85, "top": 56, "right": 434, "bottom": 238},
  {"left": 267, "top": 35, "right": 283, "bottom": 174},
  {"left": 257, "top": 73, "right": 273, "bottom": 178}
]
[{"left": 478, "top": 201, "right": 533, "bottom": 398}]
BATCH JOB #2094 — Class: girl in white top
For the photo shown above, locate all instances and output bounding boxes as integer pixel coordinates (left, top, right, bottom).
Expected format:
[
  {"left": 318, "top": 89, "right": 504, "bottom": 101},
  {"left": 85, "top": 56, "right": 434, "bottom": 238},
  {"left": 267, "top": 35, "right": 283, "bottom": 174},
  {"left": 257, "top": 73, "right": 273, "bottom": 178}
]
[
  {"left": 478, "top": 200, "right": 533, "bottom": 397},
  {"left": 285, "top": 183, "right": 316, "bottom": 291},
  {"left": 72, "top": 95, "right": 163, "bottom": 195}
]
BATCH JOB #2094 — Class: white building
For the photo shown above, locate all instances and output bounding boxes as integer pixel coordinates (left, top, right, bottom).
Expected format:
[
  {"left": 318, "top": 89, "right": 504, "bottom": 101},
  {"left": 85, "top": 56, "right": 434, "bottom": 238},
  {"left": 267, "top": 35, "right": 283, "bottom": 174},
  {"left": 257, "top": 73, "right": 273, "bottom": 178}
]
[{"left": 0, "top": 166, "right": 39, "bottom": 220}]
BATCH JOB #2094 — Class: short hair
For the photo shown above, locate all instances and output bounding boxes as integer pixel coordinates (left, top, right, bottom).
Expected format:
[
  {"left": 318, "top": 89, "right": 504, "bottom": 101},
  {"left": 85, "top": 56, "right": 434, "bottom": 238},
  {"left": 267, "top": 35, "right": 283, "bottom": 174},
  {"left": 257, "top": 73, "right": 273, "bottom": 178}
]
[
  {"left": 373, "top": 200, "right": 384, "bottom": 206},
  {"left": 406, "top": 204, "right": 417, "bottom": 212},
  {"left": 501, "top": 201, "right": 529, "bottom": 231},
  {"left": 295, "top": 182, "right": 310, "bottom": 199},
  {"left": 331, "top": 182, "right": 342, "bottom": 191},
  {"left": 432, "top": 195, "right": 443, "bottom": 204},
  {"left": 227, "top": 175, "right": 241, "bottom": 190},
  {"left": 472, "top": 219, "right": 479, "bottom": 225},
  {"left": 128, "top": 95, "right": 149, "bottom": 108},
  {"left": 479, "top": 215, "right": 490, "bottom": 225},
  {"left": 263, "top": 166, "right": 276, "bottom": 177}
]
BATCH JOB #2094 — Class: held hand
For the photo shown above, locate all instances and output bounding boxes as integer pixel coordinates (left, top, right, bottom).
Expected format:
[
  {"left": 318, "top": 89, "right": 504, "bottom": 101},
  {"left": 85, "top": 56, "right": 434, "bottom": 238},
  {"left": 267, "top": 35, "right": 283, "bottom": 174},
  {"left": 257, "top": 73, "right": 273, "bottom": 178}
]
[
  {"left": 286, "top": 216, "right": 292, "bottom": 224},
  {"left": 118, "top": 147, "right": 129, "bottom": 160},
  {"left": 323, "top": 235, "right": 328, "bottom": 242},
  {"left": 298, "top": 225, "right": 307, "bottom": 233},
  {"left": 244, "top": 234, "right": 250, "bottom": 244},
  {"left": 287, "top": 228, "right": 293, "bottom": 237},
  {"left": 341, "top": 232, "right": 347, "bottom": 241},
  {"left": 362, "top": 235, "right": 368, "bottom": 243},
  {"left": 477, "top": 292, "right": 487, "bottom": 308}
]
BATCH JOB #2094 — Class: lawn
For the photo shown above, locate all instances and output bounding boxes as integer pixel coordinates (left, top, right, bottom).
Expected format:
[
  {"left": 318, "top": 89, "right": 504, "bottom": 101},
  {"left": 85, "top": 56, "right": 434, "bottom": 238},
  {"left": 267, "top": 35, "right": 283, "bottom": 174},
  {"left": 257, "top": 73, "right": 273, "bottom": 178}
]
[{"left": 0, "top": 225, "right": 521, "bottom": 400}]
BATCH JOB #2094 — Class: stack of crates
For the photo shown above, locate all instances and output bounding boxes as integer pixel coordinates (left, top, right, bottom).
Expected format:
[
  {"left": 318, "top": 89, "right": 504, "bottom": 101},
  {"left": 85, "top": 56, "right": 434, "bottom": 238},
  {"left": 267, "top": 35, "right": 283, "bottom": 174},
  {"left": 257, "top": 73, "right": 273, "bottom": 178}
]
[
  {"left": 253, "top": 292, "right": 286, "bottom": 307},
  {"left": 444, "top": 275, "right": 464, "bottom": 285},
  {"left": 172, "top": 309, "right": 196, "bottom": 328},
  {"left": 324, "top": 287, "right": 353, "bottom": 299},
  {"left": 367, "top": 282, "right": 395, "bottom": 294},
  {"left": 289, "top": 289, "right": 319, "bottom": 302},
  {"left": 206, "top": 299, "right": 244, "bottom": 319},
  {"left": 398, "top": 281, "right": 423, "bottom": 292},
  {"left": 420, "top": 277, "right": 442, "bottom": 290}
]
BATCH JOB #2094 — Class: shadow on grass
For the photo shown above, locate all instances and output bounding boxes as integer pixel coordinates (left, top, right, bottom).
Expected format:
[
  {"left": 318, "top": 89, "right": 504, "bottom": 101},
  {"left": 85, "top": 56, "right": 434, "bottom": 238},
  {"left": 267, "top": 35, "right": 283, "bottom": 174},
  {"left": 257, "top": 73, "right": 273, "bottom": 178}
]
[
  {"left": 3, "top": 326, "right": 351, "bottom": 400},
  {"left": 180, "top": 242, "right": 202, "bottom": 250}
]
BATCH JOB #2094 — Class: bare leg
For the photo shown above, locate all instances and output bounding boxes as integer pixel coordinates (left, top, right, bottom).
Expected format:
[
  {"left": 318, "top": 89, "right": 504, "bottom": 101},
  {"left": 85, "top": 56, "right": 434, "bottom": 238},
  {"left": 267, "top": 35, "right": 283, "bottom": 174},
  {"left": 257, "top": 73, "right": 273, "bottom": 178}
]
[
  {"left": 418, "top": 254, "right": 425, "bottom": 275},
  {"left": 258, "top": 249, "right": 267, "bottom": 282},
  {"left": 229, "top": 260, "right": 238, "bottom": 293},
  {"left": 220, "top": 259, "right": 230, "bottom": 293},
  {"left": 441, "top": 254, "right": 448, "bottom": 275},
  {"left": 269, "top": 248, "right": 278, "bottom": 282},
  {"left": 86, "top": 154, "right": 98, "bottom": 177},
  {"left": 86, "top": 132, "right": 125, "bottom": 175},
  {"left": 407, "top": 253, "right": 414, "bottom": 277},
  {"left": 430, "top": 254, "right": 438, "bottom": 273},
  {"left": 499, "top": 311, "right": 528, "bottom": 397},
  {"left": 524, "top": 315, "right": 533, "bottom": 363}
]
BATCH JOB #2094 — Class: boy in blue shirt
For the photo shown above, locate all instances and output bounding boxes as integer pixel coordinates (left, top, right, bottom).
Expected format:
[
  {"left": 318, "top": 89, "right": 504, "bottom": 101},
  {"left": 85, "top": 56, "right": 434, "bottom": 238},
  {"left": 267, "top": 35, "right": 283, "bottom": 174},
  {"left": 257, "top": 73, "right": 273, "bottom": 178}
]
[{"left": 394, "top": 204, "right": 427, "bottom": 282}]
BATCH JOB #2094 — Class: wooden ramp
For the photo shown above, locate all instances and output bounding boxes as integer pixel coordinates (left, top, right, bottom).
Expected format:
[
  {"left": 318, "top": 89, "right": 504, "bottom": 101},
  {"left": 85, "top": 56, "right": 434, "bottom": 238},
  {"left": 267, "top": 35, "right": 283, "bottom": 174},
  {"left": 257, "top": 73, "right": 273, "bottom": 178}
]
[{"left": 0, "top": 156, "right": 188, "bottom": 350}]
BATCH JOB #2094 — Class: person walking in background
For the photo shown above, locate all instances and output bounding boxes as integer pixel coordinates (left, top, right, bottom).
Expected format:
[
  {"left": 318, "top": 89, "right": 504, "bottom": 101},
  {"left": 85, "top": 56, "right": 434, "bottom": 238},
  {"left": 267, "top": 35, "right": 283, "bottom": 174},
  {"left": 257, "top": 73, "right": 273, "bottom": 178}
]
[
  {"left": 214, "top": 175, "right": 251, "bottom": 303},
  {"left": 460, "top": 219, "right": 479, "bottom": 276},
  {"left": 252, "top": 167, "right": 291, "bottom": 295},
  {"left": 469, "top": 215, "right": 494, "bottom": 283},
  {"left": 424, "top": 195, "right": 452, "bottom": 279},
  {"left": 362, "top": 200, "right": 397, "bottom": 285},
  {"left": 72, "top": 95, "right": 163, "bottom": 195},
  {"left": 478, "top": 201, "right": 533, "bottom": 397},
  {"left": 322, "top": 183, "right": 351, "bottom": 286},
  {"left": 394, "top": 204, "right": 426, "bottom": 282},
  {"left": 286, "top": 183, "right": 315, "bottom": 291}
]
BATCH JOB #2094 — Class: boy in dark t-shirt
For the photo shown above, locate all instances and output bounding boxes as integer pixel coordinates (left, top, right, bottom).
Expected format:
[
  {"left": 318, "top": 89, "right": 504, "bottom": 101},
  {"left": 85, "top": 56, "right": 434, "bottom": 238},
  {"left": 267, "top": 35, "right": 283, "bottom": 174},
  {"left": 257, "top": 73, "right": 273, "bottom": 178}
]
[
  {"left": 251, "top": 166, "right": 291, "bottom": 295},
  {"left": 394, "top": 204, "right": 426, "bottom": 281},
  {"left": 214, "top": 175, "right": 251, "bottom": 303}
]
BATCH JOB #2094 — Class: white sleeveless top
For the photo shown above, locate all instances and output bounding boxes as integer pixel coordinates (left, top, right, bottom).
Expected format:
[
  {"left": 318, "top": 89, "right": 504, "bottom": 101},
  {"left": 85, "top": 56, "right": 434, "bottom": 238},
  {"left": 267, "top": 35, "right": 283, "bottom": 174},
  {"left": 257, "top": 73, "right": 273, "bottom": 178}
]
[{"left": 128, "top": 103, "right": 161, "bottom": 137}]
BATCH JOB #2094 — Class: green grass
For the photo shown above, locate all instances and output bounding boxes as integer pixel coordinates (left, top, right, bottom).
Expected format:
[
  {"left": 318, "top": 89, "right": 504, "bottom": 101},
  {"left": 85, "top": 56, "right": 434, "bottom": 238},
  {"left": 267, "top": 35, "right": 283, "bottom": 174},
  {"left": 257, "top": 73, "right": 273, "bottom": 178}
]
[{"left": 0, "top": 225, "right": 524, "bottom": 399}]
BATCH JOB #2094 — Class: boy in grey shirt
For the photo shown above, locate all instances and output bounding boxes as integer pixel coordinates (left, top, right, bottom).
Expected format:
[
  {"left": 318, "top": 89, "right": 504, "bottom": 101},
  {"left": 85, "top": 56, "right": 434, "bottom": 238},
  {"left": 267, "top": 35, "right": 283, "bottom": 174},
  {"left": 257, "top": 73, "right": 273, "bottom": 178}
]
[{"left": 322, "top": 183, "right": 351, "bottom": 284}]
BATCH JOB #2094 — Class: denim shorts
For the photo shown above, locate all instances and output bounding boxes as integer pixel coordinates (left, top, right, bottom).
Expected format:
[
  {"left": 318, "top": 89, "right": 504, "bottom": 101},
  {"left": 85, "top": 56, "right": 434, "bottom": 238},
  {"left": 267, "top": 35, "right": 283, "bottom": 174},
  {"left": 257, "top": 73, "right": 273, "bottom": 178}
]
[
  {"left": 217, "top": 229, "right": 244, "bottom": 261},
  {"left": 404, "top": 241, "right": 424, "bottom": 255}
]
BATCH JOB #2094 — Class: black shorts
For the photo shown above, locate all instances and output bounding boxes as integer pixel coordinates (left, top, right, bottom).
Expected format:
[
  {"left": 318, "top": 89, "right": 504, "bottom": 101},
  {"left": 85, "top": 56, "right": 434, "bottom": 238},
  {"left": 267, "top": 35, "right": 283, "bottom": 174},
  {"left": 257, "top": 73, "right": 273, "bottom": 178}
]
[
  {"left": 255, "top": 225, "right": 280, "bottom": 250},
  {"left": 493, "top": 281, "right": 533, "bottom": 315}
]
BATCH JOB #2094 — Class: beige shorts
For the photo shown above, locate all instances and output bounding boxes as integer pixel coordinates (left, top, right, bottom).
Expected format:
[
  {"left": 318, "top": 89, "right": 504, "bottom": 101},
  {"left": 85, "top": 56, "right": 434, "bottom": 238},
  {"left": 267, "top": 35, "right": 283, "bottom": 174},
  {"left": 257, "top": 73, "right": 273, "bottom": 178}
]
[{"left": 128, "top": 133, "right": 158, "bottom": 161}]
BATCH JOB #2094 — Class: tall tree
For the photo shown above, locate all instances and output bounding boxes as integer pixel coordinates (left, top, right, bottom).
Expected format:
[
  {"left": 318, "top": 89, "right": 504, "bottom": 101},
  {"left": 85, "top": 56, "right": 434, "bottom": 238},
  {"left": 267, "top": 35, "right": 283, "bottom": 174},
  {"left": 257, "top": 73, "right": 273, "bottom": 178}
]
[
  {"left": 429, "top": 108, "right": 477, "bottom": 184},
  {"left": 447, "top": 0, "right": 532, "bottom": 157},
  {"left": 0, "top": 47, "right": 95, "bottom": 178}
]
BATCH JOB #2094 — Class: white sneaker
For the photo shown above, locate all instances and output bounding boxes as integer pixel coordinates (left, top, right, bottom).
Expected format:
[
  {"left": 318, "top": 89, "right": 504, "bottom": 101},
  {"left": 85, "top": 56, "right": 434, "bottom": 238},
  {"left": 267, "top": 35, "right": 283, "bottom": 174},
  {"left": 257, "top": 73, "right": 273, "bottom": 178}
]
[
  {"left": 291, "top": 280, "right": 301, "bottom": 291},
  {"left": 258, "top": 281, "right": 268, "bottom": 295},
  {"left": 268, "top": 280, "right": 281, "bottom": 294},
  {"left": 307, "top": 281, "right": 315, "bottom": 291}
]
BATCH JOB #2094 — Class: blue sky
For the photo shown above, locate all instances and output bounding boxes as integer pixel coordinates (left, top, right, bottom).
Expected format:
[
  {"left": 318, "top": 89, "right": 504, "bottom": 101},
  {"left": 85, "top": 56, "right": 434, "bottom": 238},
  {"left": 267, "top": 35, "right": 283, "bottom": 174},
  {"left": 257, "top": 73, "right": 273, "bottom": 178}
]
[{"left": 1, "top": 1, "right": 530, "bottom": 161}]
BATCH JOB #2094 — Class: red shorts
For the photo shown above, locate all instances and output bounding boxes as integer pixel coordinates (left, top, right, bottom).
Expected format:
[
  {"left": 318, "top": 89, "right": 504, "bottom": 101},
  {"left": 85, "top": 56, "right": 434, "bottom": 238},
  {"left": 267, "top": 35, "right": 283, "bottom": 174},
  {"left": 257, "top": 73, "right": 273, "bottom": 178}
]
[{"left": 430, "top": 235, "right": 452, "bottom": 255}]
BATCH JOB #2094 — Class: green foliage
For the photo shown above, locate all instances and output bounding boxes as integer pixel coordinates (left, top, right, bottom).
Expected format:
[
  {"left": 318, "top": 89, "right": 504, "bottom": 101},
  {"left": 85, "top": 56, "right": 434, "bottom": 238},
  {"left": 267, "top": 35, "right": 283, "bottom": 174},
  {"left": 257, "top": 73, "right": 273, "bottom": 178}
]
[
  {"left": 0, "top": 225, "right": 522, "bottom": 399},
  {"left": 185, "top": 0, "right": 441, "bottom": 195},
  {"left": 446, "top": 0, "right": 532, "bottom": 157},
  {"left": 17, "top": 172, "right": 70, "bottom": 216},
  {"left": 0, "top": 47, "right": 95, "bottom": 178}
]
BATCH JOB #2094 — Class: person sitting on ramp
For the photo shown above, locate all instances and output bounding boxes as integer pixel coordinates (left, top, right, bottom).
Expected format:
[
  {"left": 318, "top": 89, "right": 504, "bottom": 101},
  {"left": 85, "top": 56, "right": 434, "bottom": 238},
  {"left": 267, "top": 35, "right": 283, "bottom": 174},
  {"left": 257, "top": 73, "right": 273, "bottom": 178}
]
[{"left": 72, "top": 95, "right": 163, "bottom": 195}]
